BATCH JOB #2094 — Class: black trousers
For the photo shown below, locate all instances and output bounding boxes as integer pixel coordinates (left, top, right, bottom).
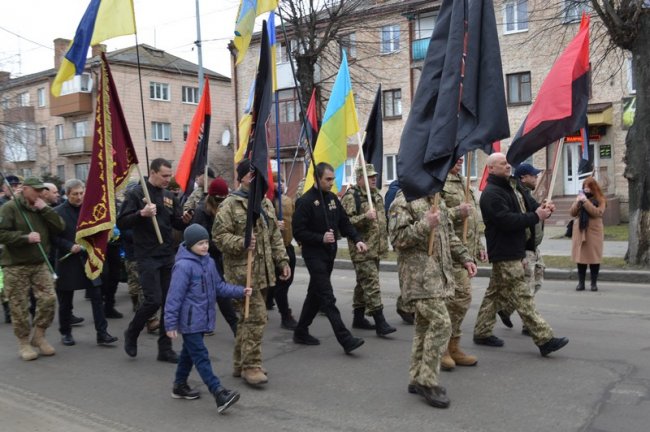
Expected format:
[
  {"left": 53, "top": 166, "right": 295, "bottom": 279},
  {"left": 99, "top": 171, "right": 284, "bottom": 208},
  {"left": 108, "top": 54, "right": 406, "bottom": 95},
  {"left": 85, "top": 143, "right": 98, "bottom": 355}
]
[
  {"left": 296, "top": 251, "right": 352, "bottom": 346},
  {"left": 57, "top": 286, "right": 107, "bottom": 335},
  {"left": 267, "top": 245, "right": 296, "bottom": 315},
  {"left": 101, "top": 243, "right": 122, "bottom": 309},
  {"left": 126, "top": 256, "right": 173, "bottom": 352}
]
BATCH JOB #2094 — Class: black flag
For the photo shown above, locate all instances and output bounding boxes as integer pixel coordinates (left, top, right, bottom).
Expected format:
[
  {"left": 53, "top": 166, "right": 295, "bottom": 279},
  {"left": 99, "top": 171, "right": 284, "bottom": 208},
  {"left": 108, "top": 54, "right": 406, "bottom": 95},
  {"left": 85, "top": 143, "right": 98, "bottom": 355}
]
[
  {"left": 244, "top": 23, "right": 273, "bottom": 248},
  {"left": 398, "top": 0, "right": 509, "bottom": 201},
  {"left": 363, "top": 85, "right": 384, "bottom": 188}
]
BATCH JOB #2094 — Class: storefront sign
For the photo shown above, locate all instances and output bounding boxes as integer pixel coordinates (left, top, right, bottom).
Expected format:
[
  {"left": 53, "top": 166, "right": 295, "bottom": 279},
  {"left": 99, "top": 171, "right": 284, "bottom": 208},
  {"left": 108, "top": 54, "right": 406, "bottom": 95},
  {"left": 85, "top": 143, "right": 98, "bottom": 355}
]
[{"left": 600, "top": 145, "right": 612, "bottom": 159}]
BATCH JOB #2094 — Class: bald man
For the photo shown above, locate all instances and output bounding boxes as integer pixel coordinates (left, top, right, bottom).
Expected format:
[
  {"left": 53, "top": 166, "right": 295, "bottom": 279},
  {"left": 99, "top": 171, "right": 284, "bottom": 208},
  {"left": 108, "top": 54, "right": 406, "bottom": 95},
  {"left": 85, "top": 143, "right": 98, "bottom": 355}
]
[
  {"left": 42, "top": 183, "right": 61, "bottom": 207},
  {"left": 473, "top": 153, "right": 568, "bottom": 357}
]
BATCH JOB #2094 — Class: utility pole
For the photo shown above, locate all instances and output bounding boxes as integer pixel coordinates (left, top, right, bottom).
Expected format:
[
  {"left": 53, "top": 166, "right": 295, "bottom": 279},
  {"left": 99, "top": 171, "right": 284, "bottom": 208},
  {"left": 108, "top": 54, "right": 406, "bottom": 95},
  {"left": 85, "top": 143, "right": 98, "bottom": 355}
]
[{"left": 195, "top": 0, "right": 204, "bottom": 94}]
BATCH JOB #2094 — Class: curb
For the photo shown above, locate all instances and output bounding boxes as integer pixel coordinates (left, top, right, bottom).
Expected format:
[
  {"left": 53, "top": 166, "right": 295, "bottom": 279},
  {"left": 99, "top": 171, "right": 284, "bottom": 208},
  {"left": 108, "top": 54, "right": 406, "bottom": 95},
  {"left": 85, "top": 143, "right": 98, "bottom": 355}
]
[{"left": 295, "top": 257, "right": 650, "bottom": 285}]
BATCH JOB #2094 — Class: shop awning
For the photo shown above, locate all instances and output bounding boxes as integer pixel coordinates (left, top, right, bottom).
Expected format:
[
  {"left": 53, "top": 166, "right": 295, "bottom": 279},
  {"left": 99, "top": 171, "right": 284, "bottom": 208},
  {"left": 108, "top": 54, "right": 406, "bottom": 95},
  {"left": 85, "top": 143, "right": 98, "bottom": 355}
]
[{"left": 587, "top": 102, "right": 613, "bottom": 126}]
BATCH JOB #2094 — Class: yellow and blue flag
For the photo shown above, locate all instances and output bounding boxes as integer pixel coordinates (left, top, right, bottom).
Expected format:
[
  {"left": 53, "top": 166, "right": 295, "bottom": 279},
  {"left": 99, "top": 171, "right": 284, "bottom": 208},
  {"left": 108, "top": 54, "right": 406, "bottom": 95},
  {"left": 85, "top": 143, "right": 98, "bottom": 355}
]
[
  {"left": 235, "top": 79, "right": 256, "bottom": 163},
  {"left": 51, "top": 0, "right": 136, "bottom": 97},
  {"left": 234, "top": 0, "right": 278, "bottom": 65},
  {"left": 304, "top": 51, "right": 359, "bottom": 193}
]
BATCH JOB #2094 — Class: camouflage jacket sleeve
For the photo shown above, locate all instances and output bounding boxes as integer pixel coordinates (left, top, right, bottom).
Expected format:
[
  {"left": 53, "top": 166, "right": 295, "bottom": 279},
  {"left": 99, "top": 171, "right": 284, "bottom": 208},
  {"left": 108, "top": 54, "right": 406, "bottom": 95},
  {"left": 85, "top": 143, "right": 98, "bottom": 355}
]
[
  {"left": 263, "top": 199, "right": 289, "bottom": 269},
  {"left": 212, "top": 198, "right": 246, "bottom": 259},
  {"left": 446, "top": 212, "right": 473, "bottom": 265},
  {"left": 388, "top": 193, "right": 431, "bottom": 251},
  {"left": 183, "top": 188, "right": 204, "bottom": 212},
  {"left": 340, "top": 188, "right": 367, "bottom": 229}
]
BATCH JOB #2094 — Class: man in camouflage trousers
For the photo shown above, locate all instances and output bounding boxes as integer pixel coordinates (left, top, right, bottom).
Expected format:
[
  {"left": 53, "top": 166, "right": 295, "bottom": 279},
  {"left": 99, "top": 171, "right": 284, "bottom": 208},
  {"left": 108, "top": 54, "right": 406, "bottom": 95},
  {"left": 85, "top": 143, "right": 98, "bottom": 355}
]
[
  {"left": 440, "top": 157, "right": 486, "bottom": 370},
  {"left": 341, "top": 163, "right": 396, "bottom": 336},
  {"left": 213, "top": 159, "right": 290, "bottom": 386},
  {"left": 497, "top": 163, "right": 546, "bottom": 336},
  {"left": 0, "top": 177, "right": 65, "bottom": 360},
  {"left": 473, "top": 153, "right": 568, "bottom": 357},
  {"left": 388, "top": 191, "right": 476, "bottom": 408}
]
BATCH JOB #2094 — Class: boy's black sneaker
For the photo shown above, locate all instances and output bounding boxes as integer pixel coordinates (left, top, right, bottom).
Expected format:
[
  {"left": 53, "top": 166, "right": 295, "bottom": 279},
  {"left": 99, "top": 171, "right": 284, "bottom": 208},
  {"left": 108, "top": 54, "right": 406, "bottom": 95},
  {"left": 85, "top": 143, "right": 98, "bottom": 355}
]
[
  {"left": 214, "top": 387, "right": 240, "bottom": 413},
  {"left": 172, "top": 382, "right": 200, "bottom": 400}
]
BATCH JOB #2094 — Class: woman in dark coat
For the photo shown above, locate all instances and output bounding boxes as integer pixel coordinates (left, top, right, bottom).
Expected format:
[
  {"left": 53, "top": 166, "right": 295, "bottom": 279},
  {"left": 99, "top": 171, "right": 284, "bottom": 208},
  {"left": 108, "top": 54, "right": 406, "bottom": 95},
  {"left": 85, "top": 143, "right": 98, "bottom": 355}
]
[
  {"left": 570, "top": 177, "right": 606, "bottom": 291},
  {"left": 53, "top": 179, "right": 118, "bottom": 346}
]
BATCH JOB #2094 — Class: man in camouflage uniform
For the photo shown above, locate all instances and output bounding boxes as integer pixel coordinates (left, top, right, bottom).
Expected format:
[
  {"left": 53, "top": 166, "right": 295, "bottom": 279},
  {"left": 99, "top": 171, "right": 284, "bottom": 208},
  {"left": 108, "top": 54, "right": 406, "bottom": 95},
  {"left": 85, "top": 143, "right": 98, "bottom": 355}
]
[
  {"left": 213, "top": 159, "right": 290, "bottom": 386},
  {"left": 341, "top": 163, "right": 396, "bottom": 336},
  {"left": 473, "top": 153, "right": 568, "bottom": 357},
  {"left": 389, "top": 191, "right": 476, "bottom": 408},
  {"left": 0, "top": 177, "right": 65, "bottom": 360},
  {"left": 497, "top": 163, "right": 546, "bottom": 336},
  {"left": 182, "top": 167, "right": 216, "bottom": 212},
  {"left": 440, "top": 157, "right": 486, "bottom": 370}
]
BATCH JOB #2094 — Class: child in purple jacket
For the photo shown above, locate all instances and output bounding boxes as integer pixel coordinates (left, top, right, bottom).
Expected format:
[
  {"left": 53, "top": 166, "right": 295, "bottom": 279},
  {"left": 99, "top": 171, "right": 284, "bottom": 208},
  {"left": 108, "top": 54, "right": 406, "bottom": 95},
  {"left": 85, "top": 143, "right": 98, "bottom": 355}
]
[{"left": 165, "top": 224, "right": 251, "bottom": 414}]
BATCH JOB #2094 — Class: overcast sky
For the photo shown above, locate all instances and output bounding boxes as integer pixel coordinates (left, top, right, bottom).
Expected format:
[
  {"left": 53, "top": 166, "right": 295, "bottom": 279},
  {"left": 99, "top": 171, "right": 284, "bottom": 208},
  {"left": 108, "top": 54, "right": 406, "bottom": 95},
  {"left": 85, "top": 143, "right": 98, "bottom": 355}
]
[{"left": 0, "top": 0, "right": 248, "bottom": 79}]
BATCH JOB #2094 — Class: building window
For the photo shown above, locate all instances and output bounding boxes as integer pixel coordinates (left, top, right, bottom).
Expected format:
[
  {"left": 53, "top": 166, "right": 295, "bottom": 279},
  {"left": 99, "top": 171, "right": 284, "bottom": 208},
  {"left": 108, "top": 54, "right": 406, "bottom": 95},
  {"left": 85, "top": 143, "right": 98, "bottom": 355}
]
[
  {"left": 275, "top": 88, "right": 300, "bottom": 123},
  {"left": 278, "top": 40, "right": 298, "bottom": 63},
  {"left": 73, "top": 121, "right": 89, "bottom": 138},
  {"left": 57, "top": 164, "right": 65, "bottom": 180},
  {"left": 152, "top": 122, "right": 171, "bottom": 141},
  {"left": 340, "top": 33, "right": 357, "bottom": 60},
  {"left": 37, "top": 88, "right": 46, "bottom": 107},
  {"left": 183, "top": 124, "right": 190, "bottom": 141},
  {"left": 17, "top": 92, "right": 30, "bottom": 107},
  {"left": 55, "top": 124, "right": 64, "bottom": 140},
  {"left": 563, "top": 0, "right": 590, "bottom": 23},
  {"left": 40, "top": 127, "right": 47, "bottom": 146},
  {"left": 415, "top": 13, "right": 436, "bottom": 40},
  {"left": 75, "top": 163, "right": 89, "bottom": 181},
  {"left": 627, "top": 58, "right": 636, "bottom": 94},
  {"left": 503, "top": 0, "right": 528, "bottom": 33},
  {"left": 506, "top": 72, "right": 532, "bottom": 105},
  {"left": 341, "top": 158, "right": 356, "bottom": 186},
  {"left": 40, "top": 165, "right": 48, "bottom": 175},
  {"left": 150, "top": 82, "right": 170, "bottom": 101},
  {"left": 461, "top": 151, "right": 478, "bottom": 178},
  {"left": 380, "top": 24, "right": 400, "bottom": 54},
  {"left": 21, "top": 168, "right": 33, "bottom": 178},
  {"left": 383, "top": 89, "right": 402, "bottom": 118},
  {"left": 182, "top": 86, "right": 199, "bottom": 104},
  {"left": 385, "top": 154, "right": 397, "bottom": 183}
]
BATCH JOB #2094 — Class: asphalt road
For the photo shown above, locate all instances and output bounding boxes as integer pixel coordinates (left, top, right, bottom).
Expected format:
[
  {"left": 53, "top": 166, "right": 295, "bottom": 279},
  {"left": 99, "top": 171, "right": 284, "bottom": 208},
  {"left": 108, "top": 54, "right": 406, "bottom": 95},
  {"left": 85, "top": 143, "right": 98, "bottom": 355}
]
[{"left": 1, "top": 268, "right": 649, "bottom": 432}]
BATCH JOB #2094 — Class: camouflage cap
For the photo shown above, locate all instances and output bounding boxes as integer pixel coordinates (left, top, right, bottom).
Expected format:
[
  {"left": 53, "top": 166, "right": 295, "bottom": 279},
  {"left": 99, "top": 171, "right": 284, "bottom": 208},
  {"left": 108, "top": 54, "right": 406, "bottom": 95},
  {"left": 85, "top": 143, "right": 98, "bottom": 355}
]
[
  {"left": 22, "top": 177, "right": 47, "bottom": 190},
  {"left": 355, "top": 163, "right": 377, "bottom": 177}
]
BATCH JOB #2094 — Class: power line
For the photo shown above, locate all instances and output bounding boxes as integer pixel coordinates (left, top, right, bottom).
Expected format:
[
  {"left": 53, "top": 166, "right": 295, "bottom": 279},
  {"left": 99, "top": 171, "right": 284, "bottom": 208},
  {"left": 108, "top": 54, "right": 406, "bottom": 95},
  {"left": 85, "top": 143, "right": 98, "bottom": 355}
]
[{"left": 0, "top": 25, "right": 53, "bottom": 51}]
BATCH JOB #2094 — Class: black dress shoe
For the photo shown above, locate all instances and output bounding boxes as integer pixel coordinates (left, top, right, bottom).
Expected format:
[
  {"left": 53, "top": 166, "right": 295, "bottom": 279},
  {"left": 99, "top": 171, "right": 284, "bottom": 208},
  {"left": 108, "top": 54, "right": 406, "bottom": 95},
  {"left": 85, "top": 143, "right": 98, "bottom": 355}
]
[
  {"left": 293, "top": 331, "right": 320, "bottom": 346},
  {"left": 342, "top": 336, "right": 364, "bottom": 354},
  {"left": 473, "top": 335, "right": 505, "bottom": 347},
  {"left": 413, "top": 383, "right": 450, "bottom": 408},
  {"left": 61, "top": 333, "right": 76, "bottom": 346},
  {"left": 104, "top": 307, "right": 123, "bottom": 319},
  {"left": 157, "top": 350, "right": 179, "bottom": 363},
  {"left": 70, "top": 315, "right": 85, "bottom": 326},
  {"left": 497, "top": 310, "right": 513, "bottom": 328},
  {"left": 97, "top": 332, "right": 118, "bottom": 346},
  {"left": 123, "top": 330, "right": 137, "bottom": 357},
  {"left": 539, "top": 337, "right": 569, "bottom": 357}
]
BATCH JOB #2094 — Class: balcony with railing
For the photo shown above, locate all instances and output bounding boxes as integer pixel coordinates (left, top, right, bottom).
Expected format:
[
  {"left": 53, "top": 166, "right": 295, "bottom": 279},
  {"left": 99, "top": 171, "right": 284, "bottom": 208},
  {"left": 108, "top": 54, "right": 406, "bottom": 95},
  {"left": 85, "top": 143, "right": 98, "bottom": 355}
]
[
  {"left": 57, "top": 136, "right": 93, "bottom": 156},
  {"left": 268, "top": 121, "right": 302, "bottom": 151},
  {"left": 412, "top": 37, "right": 430, "bottom": 62},
  {"left": 50, "top": 92, "right": 93, "bottom": 117}
]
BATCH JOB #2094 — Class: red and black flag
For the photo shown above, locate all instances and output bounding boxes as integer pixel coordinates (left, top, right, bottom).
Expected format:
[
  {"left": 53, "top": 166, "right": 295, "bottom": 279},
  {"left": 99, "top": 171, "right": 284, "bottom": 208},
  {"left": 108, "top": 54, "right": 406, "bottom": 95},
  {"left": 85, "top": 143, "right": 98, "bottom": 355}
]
[
  {"left": 76, "top": 53, "right": 138, "bottom": 279},
  {"left": 306, "top": 87, "right": 319, "bottom": 149},
  {"left": 398, "top": 0, "right": 509, "bottom": 201},
  {"left": 362, "top": 85, "right": 383, "bottom": 187},
  {"left": 175, "top": 77, "right": 211, "bottom": 200},
  {"left": 507, "top": 14, "right": 590, "bottom": 166},
  {"left": 479, "top": 141, "right": 501, "bottom": 191},
  {"left": 244, "top": 22, "right": 273, "bottom": 248}
]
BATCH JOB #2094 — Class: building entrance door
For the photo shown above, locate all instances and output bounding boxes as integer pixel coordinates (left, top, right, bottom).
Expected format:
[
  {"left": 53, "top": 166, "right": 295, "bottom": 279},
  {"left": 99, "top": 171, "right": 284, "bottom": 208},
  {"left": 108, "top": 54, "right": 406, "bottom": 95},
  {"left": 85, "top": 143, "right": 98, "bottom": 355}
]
[{"left": 563, "top": 142, "right": 597, "bottom": 195}]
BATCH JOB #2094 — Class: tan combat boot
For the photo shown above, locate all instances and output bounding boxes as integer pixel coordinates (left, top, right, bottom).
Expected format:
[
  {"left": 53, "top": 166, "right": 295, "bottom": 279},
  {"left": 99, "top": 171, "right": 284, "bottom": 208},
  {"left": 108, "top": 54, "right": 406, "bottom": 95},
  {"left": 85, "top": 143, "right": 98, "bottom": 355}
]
[
  {"left": 441, "top": 350, "right": 455, "bottom": 371},
  {"left": 18, "top": 337, "right": 38, "bottom": 361},
  {"left": 241, "top": 367, "right": 268, "bottom": 385},
  {"left": 449, "top": 336, "right": 478, "bottom": 366},
  {"left": 31, "top": 327, "right": 56, "bottom": 356}
]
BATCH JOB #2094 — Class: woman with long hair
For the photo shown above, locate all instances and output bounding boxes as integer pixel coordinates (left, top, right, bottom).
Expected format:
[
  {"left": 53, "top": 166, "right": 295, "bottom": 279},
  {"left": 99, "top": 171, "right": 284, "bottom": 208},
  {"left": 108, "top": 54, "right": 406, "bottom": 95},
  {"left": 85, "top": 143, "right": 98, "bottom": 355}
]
[{"left": 569, "top": 177, "right": 606, "bottom": 291}]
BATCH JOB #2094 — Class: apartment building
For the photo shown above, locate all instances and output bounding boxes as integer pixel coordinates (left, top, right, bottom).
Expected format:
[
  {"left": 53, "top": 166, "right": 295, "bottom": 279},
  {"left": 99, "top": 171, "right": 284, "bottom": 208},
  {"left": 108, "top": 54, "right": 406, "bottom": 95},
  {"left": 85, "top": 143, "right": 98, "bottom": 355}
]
[
  {"left": 0, "top": 40, "right": 235, "bottom": 186},
  {"left": 235, "top": 0, "right": 634, "bottom": 220}
]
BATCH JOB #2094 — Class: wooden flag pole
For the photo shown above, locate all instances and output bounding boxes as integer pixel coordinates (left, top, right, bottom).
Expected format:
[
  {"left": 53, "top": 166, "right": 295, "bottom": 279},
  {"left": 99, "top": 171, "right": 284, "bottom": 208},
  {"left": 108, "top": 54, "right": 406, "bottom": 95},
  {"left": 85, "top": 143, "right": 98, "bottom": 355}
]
[
  {"left": 356, "top": 131, "right": 374, "bottom": 212},
  {"left": 462, "top": 152, "right": 473, "bottom": 242},
  {"left": 244, "top": 248, "right": 254, "bottom": 319},
  {"left": 545, "top": 138, "right": 565, "bottom": 204},
  {"left": 136, "top": 165, "right": 163, "bottom": 244},
  {"left": 427, "top": 193, "right": 440, "bottom": 256}
]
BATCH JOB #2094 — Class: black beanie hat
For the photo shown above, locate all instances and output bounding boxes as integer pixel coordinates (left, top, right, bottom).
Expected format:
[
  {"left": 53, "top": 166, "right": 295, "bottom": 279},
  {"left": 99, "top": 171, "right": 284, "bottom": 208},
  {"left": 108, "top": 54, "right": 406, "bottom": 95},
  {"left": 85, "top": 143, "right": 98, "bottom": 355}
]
[
  {"left": 236, "top": 158, "right": 251, "bottom": 181},
  {"left": 184, "top": 224, "right": 209, "bottom": 249}
]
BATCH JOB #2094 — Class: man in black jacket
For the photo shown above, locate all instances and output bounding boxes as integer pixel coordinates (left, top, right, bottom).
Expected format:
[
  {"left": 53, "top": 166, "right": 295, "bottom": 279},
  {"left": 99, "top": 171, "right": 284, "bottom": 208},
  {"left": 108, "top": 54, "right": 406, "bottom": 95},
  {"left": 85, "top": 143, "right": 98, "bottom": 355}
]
[
  {"left": 472, "top": 153, "right": 568, "bottom": 357},
  {"left": 118, "top": 158, "right": 192, "bottom": 363},
  {"left": 292, "top": 162, "right": 368, "bottom": 354}
]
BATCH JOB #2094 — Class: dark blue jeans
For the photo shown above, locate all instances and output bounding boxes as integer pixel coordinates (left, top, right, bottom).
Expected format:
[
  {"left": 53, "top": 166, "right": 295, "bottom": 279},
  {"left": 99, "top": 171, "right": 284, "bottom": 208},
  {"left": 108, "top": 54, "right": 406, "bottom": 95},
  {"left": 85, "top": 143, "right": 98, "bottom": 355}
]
[{"left": 175, "top": 332, "right": 221, "bottom": 394}]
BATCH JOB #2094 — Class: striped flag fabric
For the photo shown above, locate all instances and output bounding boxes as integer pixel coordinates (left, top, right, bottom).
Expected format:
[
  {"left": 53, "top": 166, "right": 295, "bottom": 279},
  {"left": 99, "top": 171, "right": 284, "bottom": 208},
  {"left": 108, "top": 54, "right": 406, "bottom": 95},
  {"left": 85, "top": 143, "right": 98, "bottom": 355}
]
[{"left": 233, "top": 0, "right": 278, "bottom": 65}]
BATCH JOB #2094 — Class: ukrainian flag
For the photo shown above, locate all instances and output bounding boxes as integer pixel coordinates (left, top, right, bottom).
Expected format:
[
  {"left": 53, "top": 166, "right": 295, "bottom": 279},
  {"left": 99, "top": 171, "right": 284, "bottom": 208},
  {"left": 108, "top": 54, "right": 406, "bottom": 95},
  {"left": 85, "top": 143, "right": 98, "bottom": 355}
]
[
  {"left": 51, "top": 0, "right": 136, "bottom": 97},
  {"left": 234, "top": 0, "right": 278, "bottom": 65},
  {"left": 304, "top": 51, "right": 359, "bottom": 193}
]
